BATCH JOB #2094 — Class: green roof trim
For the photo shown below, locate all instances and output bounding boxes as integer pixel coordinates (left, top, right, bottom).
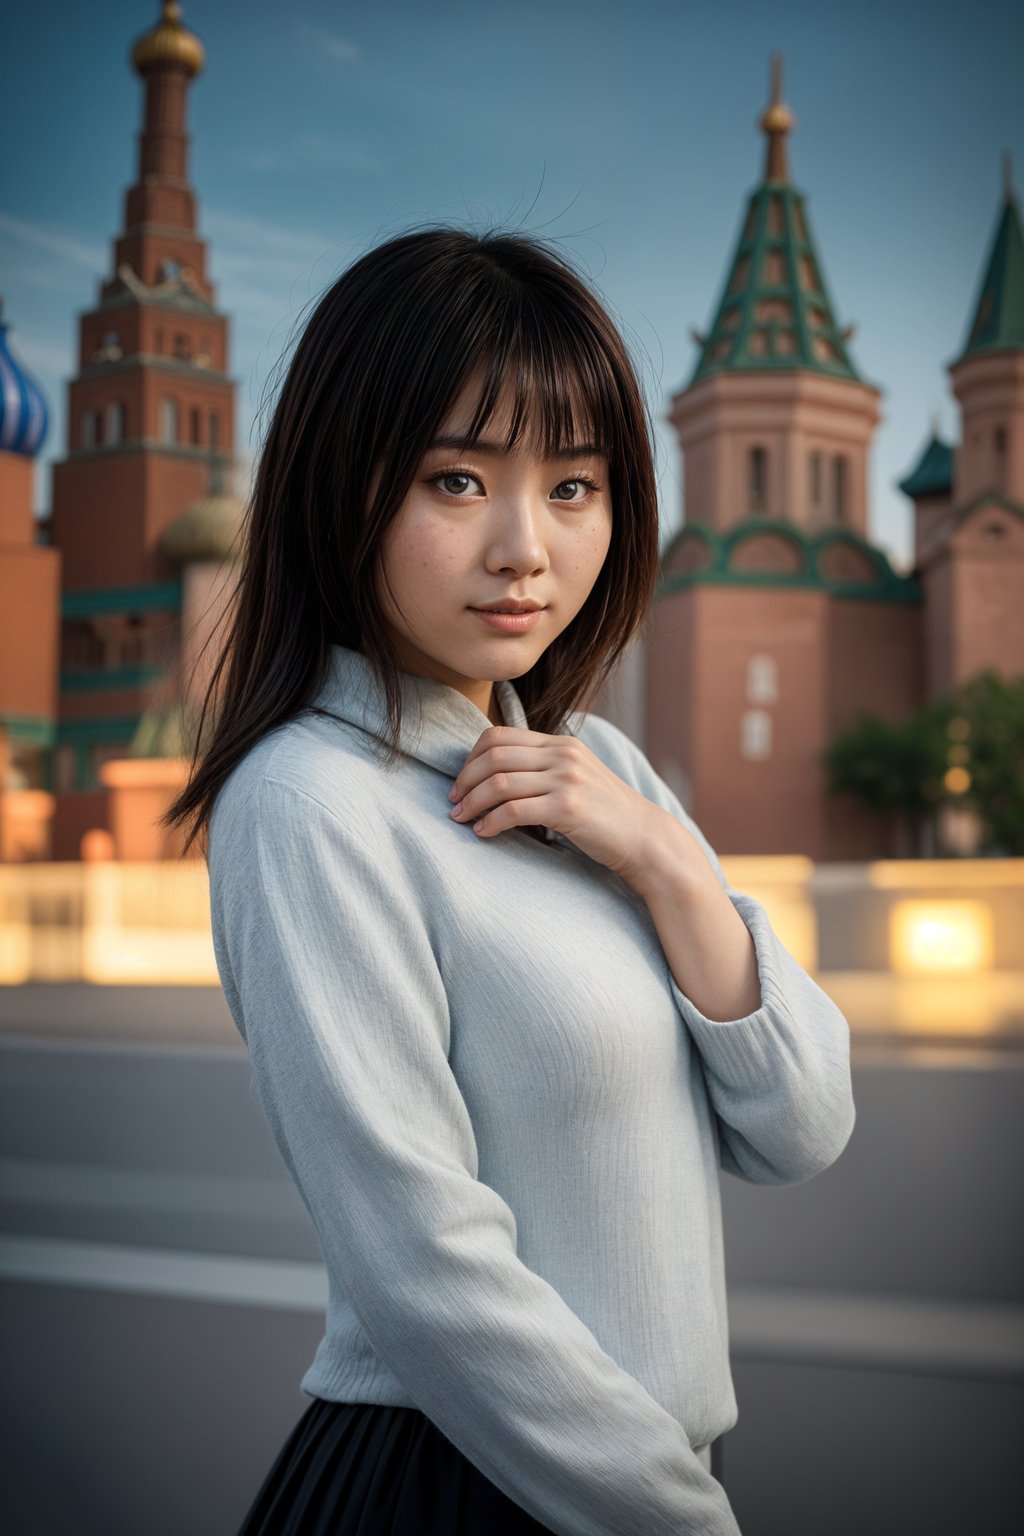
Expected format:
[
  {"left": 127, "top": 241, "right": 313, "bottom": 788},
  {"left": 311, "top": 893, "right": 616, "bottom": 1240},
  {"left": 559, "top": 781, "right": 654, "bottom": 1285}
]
[
  {"left": 954, "top": 184, "right": 1024, "bottom": 363},
  {"left": 952, "top": 488, "right": 1024, "bottom": 529},
  {"left": 898, "top": 434, "right": 955, "bottom": 499},
  {"left": 60, "top": 664, "right": 166, "bottom": 694},
  {"left": 656, "top": 519, "right": 921, "bottom": 604},
  {"left": 55, "top": 715, "right": 140, "bottom": 744},
  {"left": 0, "top": 714, "right": 57, "bottom": 747},
  {"left": 62, "top": 581, "right": 181, "bottom": 618}
]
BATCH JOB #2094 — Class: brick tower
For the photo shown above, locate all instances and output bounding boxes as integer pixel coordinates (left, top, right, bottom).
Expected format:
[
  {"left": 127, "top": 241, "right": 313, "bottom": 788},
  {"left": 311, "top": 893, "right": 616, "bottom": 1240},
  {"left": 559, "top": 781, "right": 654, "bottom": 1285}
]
[
  {"left": 899, "top": 155, "right": 1024, "bottom": 696},
  {"left": 646, "top": 56, "right": 919, "bottom": 861},
  {"left": 46, "top": 1, "right": 239, "bottom": 858}
]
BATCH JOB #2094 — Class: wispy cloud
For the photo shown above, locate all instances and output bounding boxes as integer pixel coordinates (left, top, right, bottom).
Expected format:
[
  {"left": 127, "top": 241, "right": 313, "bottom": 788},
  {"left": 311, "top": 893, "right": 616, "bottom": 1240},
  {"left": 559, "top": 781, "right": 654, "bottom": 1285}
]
[
  {"left": 204, "top": 208, "right": 347, "bottom": 285},
  {"left": 205, "top": 209, "right": 339, "bottom": 263},
  {"left": 297, "top": 23, "right": 362, "bottom": 64},
  {"left": 201, "top": 207, "right": 357, "bottom": 334},
  {"left": 231, "top": 132, "right": 380, "bottom": 176},
  {"left": 0, "top": 212, "right": 104, "bottom": 271}
]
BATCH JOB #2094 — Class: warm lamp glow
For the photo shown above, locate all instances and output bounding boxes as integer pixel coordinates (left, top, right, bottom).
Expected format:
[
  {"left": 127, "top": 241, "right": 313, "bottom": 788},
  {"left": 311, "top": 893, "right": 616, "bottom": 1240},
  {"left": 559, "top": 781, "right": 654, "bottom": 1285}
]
[{"left": 890, "top": 900, "right": 993, "bottom": 975}]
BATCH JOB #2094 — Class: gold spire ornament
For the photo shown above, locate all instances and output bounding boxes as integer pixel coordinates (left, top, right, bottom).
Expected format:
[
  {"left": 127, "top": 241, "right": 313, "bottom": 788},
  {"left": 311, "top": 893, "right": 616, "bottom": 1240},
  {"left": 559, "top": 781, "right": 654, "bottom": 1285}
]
[
  {"left": 759, "top": 52, "right": 795, "bottom": 184},
  {"left": 131, "top": 1, "right": 205, "bottom": 78}
]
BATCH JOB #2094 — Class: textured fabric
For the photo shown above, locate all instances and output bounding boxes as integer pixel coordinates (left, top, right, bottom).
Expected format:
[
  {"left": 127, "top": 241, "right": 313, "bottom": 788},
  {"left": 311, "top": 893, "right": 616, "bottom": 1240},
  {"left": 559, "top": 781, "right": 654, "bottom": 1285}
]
[{"left": 209, "top": 643, "right": 855, "bottom": 1536}]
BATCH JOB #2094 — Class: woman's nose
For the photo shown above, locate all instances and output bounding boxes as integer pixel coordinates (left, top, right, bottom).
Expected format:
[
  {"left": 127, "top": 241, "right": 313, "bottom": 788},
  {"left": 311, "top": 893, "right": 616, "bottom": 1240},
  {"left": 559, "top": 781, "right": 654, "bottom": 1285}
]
[{"left": 486, "top": 502, "right": 549, "bottom": 574}]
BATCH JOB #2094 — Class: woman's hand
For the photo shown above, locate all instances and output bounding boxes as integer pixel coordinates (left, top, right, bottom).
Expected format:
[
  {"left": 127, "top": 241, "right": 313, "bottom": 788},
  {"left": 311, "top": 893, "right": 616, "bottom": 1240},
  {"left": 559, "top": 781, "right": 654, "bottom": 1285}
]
[{"left": 447, "top": 724, "right": 682, "bottom": 892}]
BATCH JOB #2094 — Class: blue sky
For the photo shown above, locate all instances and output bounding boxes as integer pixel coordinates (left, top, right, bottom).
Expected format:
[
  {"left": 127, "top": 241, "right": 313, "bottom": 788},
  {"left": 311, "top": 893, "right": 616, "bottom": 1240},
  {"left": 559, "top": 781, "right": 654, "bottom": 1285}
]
[{"left": 3, "top": 0, "right": 1021, "bottom": 570}]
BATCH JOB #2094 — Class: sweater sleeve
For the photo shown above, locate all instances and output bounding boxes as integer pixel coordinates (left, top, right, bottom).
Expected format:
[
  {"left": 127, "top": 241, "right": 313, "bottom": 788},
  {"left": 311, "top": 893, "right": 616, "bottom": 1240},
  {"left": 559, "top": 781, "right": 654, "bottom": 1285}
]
[
  {"left": 211, "top": 772, "right": 742, "bottom": 1536},
  {"left": 579, "top": 719, "right": 856, "bottom": 1188}
]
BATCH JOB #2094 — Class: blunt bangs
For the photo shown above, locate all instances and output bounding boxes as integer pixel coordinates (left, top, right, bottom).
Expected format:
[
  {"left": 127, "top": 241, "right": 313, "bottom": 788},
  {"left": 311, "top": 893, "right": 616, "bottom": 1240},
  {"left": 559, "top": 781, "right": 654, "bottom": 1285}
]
[{"left": 445, "top": 295, "right": 621, "bottom": 469}]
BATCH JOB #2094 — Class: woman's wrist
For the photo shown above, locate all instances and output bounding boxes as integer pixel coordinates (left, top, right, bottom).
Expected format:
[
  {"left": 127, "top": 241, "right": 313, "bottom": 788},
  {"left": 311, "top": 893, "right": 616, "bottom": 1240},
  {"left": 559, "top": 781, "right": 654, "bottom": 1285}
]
[
  {"left": 624, "top": 806, "right": 762, "bottom": 1023},
  {"left": 619, "top": 805, "right": 714, "bottom": 906}
]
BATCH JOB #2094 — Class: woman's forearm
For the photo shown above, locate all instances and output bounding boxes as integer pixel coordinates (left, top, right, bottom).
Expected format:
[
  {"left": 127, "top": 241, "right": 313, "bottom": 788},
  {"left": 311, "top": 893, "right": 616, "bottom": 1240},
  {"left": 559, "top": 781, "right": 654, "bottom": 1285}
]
[{"left": 626, "top": 806, "right": 762, "bottom": 1024}]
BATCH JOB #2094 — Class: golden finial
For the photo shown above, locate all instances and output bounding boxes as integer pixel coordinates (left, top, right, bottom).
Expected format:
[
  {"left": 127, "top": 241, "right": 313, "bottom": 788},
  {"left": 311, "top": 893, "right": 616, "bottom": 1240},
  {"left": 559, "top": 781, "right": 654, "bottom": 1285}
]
[
  {"left": 131, "top": 1, "right": 205, "bottom": 79},
  {"left": 759, "top": 52, "right": 795, "bottom": 183}
]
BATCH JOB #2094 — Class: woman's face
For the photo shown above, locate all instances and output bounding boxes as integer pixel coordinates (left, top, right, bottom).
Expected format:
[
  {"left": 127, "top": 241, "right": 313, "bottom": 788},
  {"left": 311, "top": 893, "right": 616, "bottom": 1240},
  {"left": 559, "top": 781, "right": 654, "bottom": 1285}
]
[{"left": 373, "top": 371, "right": 614, "bottom": 720}]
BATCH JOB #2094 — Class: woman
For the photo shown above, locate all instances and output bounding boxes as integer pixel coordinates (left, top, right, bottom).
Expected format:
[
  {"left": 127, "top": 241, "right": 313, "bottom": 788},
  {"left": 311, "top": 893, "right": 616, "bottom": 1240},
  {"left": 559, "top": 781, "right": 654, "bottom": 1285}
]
[{"left": 163, "top": 226, "right": 855, "bottom": 1535}]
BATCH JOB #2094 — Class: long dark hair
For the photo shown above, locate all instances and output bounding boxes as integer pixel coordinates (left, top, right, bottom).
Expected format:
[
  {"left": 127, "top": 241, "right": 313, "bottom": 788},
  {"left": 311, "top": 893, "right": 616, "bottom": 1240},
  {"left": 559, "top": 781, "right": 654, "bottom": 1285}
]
[{"left": 161, "top": 224, "right": 661, "bottom": 858}]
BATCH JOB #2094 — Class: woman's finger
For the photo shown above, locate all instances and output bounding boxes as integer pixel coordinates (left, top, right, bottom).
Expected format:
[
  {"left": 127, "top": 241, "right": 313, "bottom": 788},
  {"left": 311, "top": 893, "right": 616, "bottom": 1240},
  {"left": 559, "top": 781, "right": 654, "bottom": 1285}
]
[
  {"left": 450, "top": 740, "right": 561, "bottom": 804},
  {"left": 467, "top": 792, "right": 562, "bottom": 838},
  {"left": 450, "top": 770, "right": 552, "bottom": 826}
]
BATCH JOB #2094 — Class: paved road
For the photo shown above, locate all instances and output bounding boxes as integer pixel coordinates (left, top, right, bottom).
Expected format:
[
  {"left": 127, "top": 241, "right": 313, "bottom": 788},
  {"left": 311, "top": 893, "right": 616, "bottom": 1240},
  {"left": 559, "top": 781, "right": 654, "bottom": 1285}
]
[{"left": 1, "top": 988, "right": 1021, "bottom": 1534}]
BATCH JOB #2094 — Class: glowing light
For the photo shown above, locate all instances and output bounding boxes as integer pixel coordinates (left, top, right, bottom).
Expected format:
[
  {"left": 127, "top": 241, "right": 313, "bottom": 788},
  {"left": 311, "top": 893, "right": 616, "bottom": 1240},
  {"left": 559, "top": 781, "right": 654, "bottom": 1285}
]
[
  {"left": 890, "top": 901, "right": 993, "bottom": 975},
  {"left": 943, "top": 766, "right": 971, "bottom": 793}
]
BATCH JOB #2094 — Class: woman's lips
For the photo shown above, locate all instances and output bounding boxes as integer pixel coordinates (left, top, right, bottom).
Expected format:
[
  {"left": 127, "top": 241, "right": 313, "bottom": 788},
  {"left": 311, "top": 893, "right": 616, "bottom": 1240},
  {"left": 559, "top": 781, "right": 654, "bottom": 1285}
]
[{"left": 468, "top": 608, "right": 545, "bottom": 633}]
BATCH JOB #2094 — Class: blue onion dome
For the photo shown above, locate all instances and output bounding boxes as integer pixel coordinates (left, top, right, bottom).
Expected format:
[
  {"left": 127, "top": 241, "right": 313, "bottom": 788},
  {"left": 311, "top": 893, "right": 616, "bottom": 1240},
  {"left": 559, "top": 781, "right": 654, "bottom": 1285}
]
[{"left": 0, "top": 297, "right": 49, "bottom": 457}]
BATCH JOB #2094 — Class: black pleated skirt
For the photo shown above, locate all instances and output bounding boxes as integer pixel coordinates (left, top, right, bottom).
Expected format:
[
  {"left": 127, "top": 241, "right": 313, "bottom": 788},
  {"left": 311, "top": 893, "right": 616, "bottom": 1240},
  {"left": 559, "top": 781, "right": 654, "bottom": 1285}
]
[{"left": 234, "top": 1396, "right": 558, "bottom": 1534}]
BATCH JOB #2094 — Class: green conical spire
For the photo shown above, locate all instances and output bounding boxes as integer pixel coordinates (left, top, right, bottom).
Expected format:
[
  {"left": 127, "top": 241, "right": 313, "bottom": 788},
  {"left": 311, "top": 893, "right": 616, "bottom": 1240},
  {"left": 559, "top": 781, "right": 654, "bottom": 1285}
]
[
  {"left": 689, "top": 53, "right": 862, "bottom": 386},
  {"left": 954, "top": 152, "right": 1024, "bottom": 363}
]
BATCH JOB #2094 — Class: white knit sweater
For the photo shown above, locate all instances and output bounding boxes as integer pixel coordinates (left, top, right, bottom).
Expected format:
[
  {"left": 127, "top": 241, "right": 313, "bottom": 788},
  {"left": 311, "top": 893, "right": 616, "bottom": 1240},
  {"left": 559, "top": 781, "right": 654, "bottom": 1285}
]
[{"left": 208, "top": 643, "right": 855, "bottom": 1535}]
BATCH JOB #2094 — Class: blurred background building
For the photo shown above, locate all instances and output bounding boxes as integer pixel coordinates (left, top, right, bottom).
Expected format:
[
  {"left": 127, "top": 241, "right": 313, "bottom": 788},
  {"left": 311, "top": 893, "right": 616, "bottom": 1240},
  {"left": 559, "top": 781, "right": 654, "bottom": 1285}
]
[
  {"left": 0, "top": 0, "right": 244, "bottom": 865},
  {"left": 607, "top": 62, "right": 1024, "bottom": 862}
]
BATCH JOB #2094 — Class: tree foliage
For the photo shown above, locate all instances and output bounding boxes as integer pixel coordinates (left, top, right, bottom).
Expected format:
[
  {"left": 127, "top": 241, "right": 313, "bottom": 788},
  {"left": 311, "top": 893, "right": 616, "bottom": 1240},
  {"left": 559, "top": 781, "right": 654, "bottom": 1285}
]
[{"left": 822, "top": 669, "right": 1024, "bottom": 855}]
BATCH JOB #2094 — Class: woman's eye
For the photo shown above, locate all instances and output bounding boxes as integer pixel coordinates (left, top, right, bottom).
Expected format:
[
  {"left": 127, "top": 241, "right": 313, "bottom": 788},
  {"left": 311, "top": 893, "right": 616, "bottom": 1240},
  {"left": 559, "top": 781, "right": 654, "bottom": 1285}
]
[
  {"left": 552, "top": 479, "right": 592, "bottom": 502},
  {"left": 430, "top": 471, "right": 482, "bottom": 496}
]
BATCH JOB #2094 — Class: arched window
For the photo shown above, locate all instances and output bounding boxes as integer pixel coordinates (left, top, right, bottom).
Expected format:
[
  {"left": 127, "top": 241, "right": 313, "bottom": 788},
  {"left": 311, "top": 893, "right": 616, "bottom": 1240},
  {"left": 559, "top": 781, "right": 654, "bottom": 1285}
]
[
  {"left": 748, "top": 446, "right": 768, "bottom": 513},
  {"left": 189, "top": 407, "right": 202, "bottom": 445},
  {"left": 106, "top": 402, "right": 125, "bottom": 445},
  {"left": 80, "top": 409, "right": 100, "bottom": 449},
  {"left": 53, "top": 745, "right": 77, "bottom": 795},
  {"left": 174, "top": 333, "right": 192, "bottom": 361},
  {"left": 746, "top": 654, "right": 778, "bottom": 705},
  {"left": 208, "top": 411, "right": 220, "bottom": 450},
  {"left": 154, "top": 327, "right": 164, "bottom": 354},
  {"left": 994, "top": 425, "right": 1007, "bottom": 489},
  {"left": 160, "top": 397, "right": 179, "bottom": 444},
  {"left": 832, "top": 454, "right": 848, "bottom": 520},
  {"left": 809, "top": 451, "right": 823, "bottom": 510},
  {"left": 741, "top": 709, "right": 772, "bottom": 760}
]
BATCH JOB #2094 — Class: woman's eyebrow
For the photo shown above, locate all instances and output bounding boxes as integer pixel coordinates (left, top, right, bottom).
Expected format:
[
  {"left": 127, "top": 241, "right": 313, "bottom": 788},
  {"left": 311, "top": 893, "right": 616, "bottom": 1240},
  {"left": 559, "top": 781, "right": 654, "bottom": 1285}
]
[{"left": 427, "top": 435, "right": 606, "bottom": 458}]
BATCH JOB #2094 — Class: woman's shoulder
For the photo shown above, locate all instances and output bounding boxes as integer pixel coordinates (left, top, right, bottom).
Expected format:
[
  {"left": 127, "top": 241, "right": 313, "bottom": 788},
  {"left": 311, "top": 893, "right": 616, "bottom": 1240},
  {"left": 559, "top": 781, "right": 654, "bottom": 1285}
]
[{"left": 209, "top": 711, "right": 382, "bottom": 853}]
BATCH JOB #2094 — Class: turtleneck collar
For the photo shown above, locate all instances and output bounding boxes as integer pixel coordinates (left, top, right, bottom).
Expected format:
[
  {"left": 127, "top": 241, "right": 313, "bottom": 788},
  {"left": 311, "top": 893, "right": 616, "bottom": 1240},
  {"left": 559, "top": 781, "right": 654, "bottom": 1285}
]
[{"left": 310, "top": 643, "right": 537, "bottom": 782}]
